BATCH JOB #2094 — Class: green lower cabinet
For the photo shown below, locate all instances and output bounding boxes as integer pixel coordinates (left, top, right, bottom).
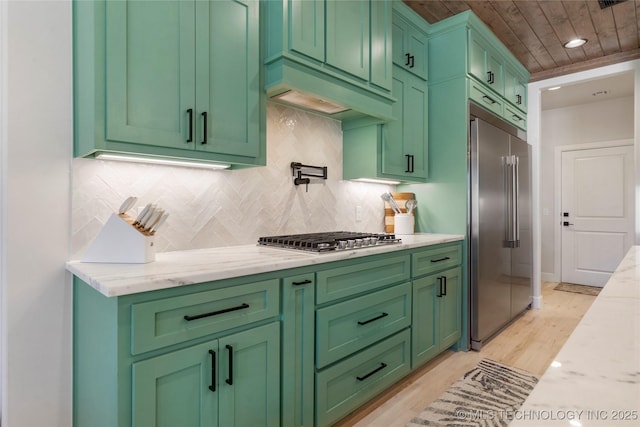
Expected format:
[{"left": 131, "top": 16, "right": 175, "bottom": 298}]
[
  {"left": 281, "top": 274, "right": 315, "bottom": 427},
  {"left": 316, "top": 329, "right": 411, "bottom": 426},
  {"left": 132, "top": 322, "right": 280, "bottom": 427},
  {"left": 412, "top": 267, "right": 462, "bottom": 369}
]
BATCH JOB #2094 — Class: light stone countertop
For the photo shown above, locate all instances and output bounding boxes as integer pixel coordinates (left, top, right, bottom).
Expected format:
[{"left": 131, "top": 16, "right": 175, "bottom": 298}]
[
  {"left": 66, "top": 233, "right": 464, "bottom": 298},
  {"left": 509, "top": 246, "right": 640, "bottom": 427}
]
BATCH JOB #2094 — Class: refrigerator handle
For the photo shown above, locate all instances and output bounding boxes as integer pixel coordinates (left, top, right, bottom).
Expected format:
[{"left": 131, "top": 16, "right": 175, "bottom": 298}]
[
  {"left": 514, "top": 156, "right": 520, "bottom": 247},
  {"left": 503, "top": 156, "right": 514, "bottom": 247}
]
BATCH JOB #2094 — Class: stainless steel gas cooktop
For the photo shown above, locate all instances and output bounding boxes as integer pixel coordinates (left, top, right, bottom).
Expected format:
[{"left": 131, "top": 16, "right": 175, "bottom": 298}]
[{"left": 257, "top": 231, "right": 401, "bottom": 253}]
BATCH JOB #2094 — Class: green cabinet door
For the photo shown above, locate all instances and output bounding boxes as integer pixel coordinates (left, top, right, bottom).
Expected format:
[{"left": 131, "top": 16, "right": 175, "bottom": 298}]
[
  {"left": 411, "top": 275, "right": 438, "bottom": 368},
  {"left": 281, "top": 274, "right": 315, "bottom": 427},
  {"left": 382, "top": 66, "right": 428, "bottom": 180},
  {"left": 438, "top": 267, "right": 462, "bottom": 350},
  {"left": 504, "top": 65, "right": 527, "bottom": 112},
  {"left": 218, "top": 322, "right": 281, "bottom": 427},
  {"left": 197, "top": 0, "right": 261, "bottom": 157},
  {"left": 391, "top": 9, "right": 428, "bottom": 80},
  {"left": 411, "top": 267, "right": 462, "bottom": 368},
  {"left": 326, "top": 0, "right": 370, "bottom": 80},
  {"left": 132, "top": 340, "right": 218, "bottom": 427},
  {"left": 131, "top": 322, "right": 279, "bottom": 427},
  {"left": 289, "top": 0, "right": 325, "bottom": 62},
  {"left": 370, "top": 0, "right": 393, "bottom": 91},
  {"left": 468, "top": 29, "right": 503, "bottom": 95},
  {"left": 106, "top": 0, "right": 196, "bottom": 149}
]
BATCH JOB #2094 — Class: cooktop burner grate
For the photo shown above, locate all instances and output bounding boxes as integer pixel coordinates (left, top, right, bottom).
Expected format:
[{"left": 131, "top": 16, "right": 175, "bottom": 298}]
[{"left": 257, "top": 231, "right": 401, "bottom": 252}]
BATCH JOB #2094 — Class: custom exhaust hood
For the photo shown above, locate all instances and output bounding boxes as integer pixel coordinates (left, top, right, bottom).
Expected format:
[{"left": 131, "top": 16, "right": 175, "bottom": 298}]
[
  {"left": 264, "top": 56, "right": 396, "bottom": 124},
  {"left": 264, "top": 1, "right": 396, "bottom": 124}
]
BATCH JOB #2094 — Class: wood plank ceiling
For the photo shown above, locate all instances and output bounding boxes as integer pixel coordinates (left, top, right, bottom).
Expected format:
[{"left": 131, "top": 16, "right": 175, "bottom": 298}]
[{"left": 403, "top": 0, "right": 640, "bottom": 82}]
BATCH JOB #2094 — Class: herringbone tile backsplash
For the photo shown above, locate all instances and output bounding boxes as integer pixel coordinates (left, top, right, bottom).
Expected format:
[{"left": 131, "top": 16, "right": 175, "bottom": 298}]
[{"left": 71, "top": 103, "right": 394, "bottom": 258}]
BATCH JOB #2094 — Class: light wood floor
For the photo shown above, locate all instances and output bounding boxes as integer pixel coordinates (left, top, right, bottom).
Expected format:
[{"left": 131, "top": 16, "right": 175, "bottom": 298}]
[{"left": 334, "top": 281, "right": 597, "bottom": 427}]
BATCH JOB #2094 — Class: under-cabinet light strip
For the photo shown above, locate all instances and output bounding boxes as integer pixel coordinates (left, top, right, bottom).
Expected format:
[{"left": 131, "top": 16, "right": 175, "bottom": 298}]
[{"left": 95, "top": 153, "right": 231, "bottom": 170}]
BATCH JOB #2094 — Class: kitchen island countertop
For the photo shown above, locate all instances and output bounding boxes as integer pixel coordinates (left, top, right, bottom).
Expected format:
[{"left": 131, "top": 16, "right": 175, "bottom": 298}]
[
  {"left": 66, "top": 233, "right": 464, "bottom": 297},
  {"left": 510, "top": 246, "right": 640, "bottom": 427}
]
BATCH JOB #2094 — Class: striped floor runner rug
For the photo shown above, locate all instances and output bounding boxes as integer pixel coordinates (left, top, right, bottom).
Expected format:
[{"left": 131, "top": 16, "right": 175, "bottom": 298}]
[{"left": 406, "top": 359, "right": 538, "bottom": 427}]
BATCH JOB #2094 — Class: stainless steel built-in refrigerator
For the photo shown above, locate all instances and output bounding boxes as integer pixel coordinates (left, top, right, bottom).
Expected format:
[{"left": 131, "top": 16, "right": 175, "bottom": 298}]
[{"left": 469, "top": 105, "right": 532, "bottom": 350}]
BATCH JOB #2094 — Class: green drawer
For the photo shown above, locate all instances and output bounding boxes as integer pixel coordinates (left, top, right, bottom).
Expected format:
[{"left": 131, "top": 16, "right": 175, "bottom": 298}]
[
  {"left": 412, "top": 243, "right": 462, "bottom": 278},
  {"left": 130, "top": 279, "right": 279, "bottom": 354},
  {"left": 316, "top": 254, "right": 410, "bottom": 305},
  {"left": 316, "top": 329, "right": 411, "bottom": 426},
  {"left": 316, "top": 282, "right": 411, "bottom": 368},
  {"left": 469, "top": 79, "right": 503, "bottom": 117},
  {"left": 504, "top": 103, "right": 527, "bottom": 130}
]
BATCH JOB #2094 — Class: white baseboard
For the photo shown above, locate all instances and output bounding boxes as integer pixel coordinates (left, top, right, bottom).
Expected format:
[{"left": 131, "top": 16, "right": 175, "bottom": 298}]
[{"left": 541, "top": 272, "right": 559, "bottom": 283}]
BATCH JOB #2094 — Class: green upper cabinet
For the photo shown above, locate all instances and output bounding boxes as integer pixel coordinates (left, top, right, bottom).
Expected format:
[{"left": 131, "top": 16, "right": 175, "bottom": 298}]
[
  {"left": 468, "top": 28, "right": 504, "bottom": 96},
  {"left": 391, "top": 2, "right": 428, "bottom": 80},
  {"left": 288, "top": 0, "right": 325, "bottom": 62},
  {"left": 504, "top": 65, "right": 528, "bottom": 113},
  {"left": 264, "top": 0, "right": 394, "bottom": 122},
  {"left": 342, "top": 2, "right": 429, "bottom": 184},
  {"left": 326, "top": 0, "right": 370, "bottom": 81},
  {"left": 74, "top": 0, "right": 265, "bottom": 167},
  {"left": 343, "top": 65, "right": 428, "bottom": 183},
  {"left": 382, "top": 66, "right": 428, "bottom": 179}
]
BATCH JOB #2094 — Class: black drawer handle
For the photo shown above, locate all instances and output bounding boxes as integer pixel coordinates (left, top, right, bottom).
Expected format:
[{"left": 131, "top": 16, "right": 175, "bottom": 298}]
[
  {"left": 482, "top": 95, "right": 496, "bottom": 105},
  {"left": 208, "top": 350, "right": 216, "bottom": 392},
  {"left": 357, "top": 312, "right": 389, "bottom": 326},
  {"left": 225, "top": 345, "right": 233, "bottom": 385},
  {"left": 186, "top": 108, "right": 193, "bottom": 143},
  {"left": 405, "top": 154, "right": 414, "bottom": 173},
  {"left": 292, "top": 279, "right": 312, "bottom": 286},
  {"left": 409, "top": 54, "right": 415, "bottom": 68},
  {"left": 201, "top": 111, "right": 208, "bottom": 144},
  {"left": 183, "top": 303, "right": 250, "bottom": 321},
  {"left": 512, "top": 114, "right": 522, "bottom": 121},
  {"left": 405, "top": 53, "right": 411, "bottom": 66},
  {"left": 430, "top": 256, "right": 450, "bottom": 263},
  {"left": 356, "top": 362, "right": 387, "bottom": 381}
]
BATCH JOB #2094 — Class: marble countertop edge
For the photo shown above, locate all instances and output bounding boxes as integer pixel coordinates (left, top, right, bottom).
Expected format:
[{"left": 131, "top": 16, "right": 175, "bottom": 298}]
[{"left": 66, "top": 233, "right": 464, "bottom": 297}]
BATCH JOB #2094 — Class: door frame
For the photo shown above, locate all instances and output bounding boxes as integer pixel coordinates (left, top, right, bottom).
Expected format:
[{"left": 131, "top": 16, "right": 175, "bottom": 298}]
[{"left": 553, "top": 139, "right": 634, "bottom": 283}]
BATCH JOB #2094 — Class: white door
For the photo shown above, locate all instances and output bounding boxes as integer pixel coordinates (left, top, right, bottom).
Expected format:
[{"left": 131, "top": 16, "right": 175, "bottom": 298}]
[{"left": 561, "top": 145, "right": 635, "bottom": 286}]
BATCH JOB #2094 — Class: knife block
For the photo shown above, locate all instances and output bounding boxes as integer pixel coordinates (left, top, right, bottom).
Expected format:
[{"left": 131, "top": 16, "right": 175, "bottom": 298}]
[{"left": 82, "top": 213, "right": 156, "bottom": 263}]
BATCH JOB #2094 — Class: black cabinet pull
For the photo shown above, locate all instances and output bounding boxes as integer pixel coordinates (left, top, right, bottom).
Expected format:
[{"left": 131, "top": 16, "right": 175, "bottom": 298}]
[
  {"left": 487, "top": 71, "right": 495, "bottom": 84},
  {"left": 201, "top": 111, "right": 208, "bottom": 144},
  {"left": 516, "top": 94, "right": 522, "bottom": 105},
  {"left": 186, "top": 108, "right": 193, "bottom": 143},
  {"left": 357, "top": 312, "right": 389, "bottom": 326},
  {"left": 405, "top": 154, "right": 414, "bottom": 173},
  {"left": 183, "top": 303, "right": 249, "bottom": 321},
  {"left": 442, "top": 276, "right": 447, "bottom": 296},
  {"left": 356, "top": 363, "right": 387, "bottom": 381},
  {"left": 437, "top": 277, "right": 443, "bottom": 298},
  {"left": 430, "top": 256, "right": 450, "bottom": 263},
  {"left": 482, "top": 95, "right": 496, "bottom": 105},
  {"left": 409, "top": 54, "right": 415, "bottom": 68},
  {"left": 405, "top": 53, "right": 411, "bottom": 66},
  {"left": 292, "top": 279, "right": 312, "bottom": 286},
  {"left": 208, "top": 350, "right": 216, "bottom": 392},
  {"left": 512, "top": 114, "right": 522, "bottom": 121},
  {"left": 225, "top": 345, "right": 233, "bottom": 385}
]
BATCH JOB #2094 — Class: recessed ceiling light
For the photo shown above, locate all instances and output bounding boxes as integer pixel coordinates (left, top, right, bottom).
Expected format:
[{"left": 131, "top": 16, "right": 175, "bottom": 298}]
[
  {"left": 563, "top": 38, "right": 587, "bottom": 48},
  {"left": 547, "top": 86, "right": 562, "bottom": 91}
]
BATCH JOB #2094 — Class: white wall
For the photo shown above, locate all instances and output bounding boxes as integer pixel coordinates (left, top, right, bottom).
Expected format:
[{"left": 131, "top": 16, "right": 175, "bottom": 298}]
[
  {"left": 528, "top": 59, "right": 640, "bottom": 306},
  {"left": 540, "top": 95, "right": 635, "bottom": 279},
  {"left": 1, "top": 1, "right": 73, "bottom": 426},
  {"left": 72, "top": 103, "right": 394, "bottom": 259}
]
